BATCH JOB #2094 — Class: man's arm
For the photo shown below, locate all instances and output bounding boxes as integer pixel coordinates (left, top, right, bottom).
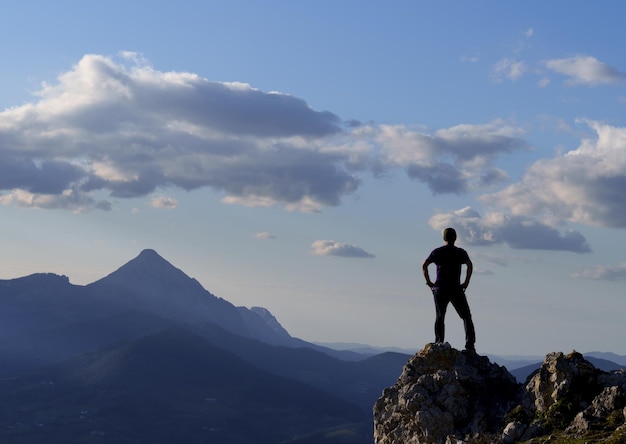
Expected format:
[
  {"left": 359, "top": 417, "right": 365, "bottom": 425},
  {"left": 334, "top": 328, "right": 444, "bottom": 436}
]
[
  {"left": 461, "top": 259, "right": 473, "bottom": 290},
  {"left": 422, "top": 259, "right": 435, "bottom": 288}
]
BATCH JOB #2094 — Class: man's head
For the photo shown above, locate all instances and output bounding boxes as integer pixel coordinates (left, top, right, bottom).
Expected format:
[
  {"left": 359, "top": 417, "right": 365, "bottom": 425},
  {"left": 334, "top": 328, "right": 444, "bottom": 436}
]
[{"left": 442, "top": 227, "right": 457, "bottom": 244}]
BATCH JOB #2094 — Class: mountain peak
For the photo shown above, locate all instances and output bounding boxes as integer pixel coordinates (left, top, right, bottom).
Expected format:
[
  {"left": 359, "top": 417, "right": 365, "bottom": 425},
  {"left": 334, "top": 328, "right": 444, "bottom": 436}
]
[
  {"left": 94, "top": 249, "right": 197, "bottom": 289},
  {"left": 87, "top": 250, "right": 251, "bottom": 336},
  {"left": 137, "top": 248, "right": 160, "bottom": 258},
  {"left": 134, "top": 248, "right": 173, "bottom": 268}
]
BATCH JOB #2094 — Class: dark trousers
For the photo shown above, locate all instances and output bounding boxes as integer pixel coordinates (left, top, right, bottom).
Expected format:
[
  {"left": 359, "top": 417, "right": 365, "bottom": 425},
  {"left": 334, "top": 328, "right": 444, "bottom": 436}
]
[{"left": 433, "top": 286, "right": 476, "bottom": 348}]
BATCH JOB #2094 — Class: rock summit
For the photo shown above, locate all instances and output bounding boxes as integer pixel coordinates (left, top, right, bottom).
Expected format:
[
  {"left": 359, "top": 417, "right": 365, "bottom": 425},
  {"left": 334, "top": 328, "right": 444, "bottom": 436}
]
[{"left": 373, "top": 344, "right": 626, "bottom": 443}]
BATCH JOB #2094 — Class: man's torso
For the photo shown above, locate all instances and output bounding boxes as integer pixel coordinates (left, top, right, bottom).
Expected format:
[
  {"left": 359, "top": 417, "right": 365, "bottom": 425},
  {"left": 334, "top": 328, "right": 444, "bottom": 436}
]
[{"left": 427, "top": 245, "right": 469, "bottom": 288}]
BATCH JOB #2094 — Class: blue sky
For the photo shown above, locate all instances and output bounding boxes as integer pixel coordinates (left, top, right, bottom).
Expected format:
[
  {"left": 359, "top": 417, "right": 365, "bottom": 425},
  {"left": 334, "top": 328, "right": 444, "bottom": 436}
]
[{"left": 1, "top": 1, "right": 625, "bottom": 356}]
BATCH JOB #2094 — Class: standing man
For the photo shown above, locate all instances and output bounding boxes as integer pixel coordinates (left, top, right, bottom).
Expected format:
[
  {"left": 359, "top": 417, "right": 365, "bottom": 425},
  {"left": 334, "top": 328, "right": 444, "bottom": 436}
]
[{"left": 422, "top": 227, "right": 476, "bottom": 353}]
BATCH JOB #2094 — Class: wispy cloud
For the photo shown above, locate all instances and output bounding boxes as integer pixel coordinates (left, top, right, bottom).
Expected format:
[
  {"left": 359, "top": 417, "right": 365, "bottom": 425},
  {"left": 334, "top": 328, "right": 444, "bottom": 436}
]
[
  {"left": 572, "top": 263, "right": 626, "bottom": 281},
  {"left": 150, "top": 196, "right": 177, "bottom": 209},
  {"left": 491, "top": 58, "right": 528, "bottom": 82},
  {"left": 310, "top": 240, "right": 375, "bottom": 258},
  {"left": 429, "top": 207, "right": 591, "bottom": 253},
  {"left": 255, "top": 232, "right": 276, "bottom": 240},
  {"left": 545, "top": 55, "right": 625, "bottom": 86}
]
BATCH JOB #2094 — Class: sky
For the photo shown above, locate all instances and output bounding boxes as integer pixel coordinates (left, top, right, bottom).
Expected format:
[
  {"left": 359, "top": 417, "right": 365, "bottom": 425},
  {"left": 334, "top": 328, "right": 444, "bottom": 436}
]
[{"left": 1, "top": 1, "right": 625, "bottom": 357}]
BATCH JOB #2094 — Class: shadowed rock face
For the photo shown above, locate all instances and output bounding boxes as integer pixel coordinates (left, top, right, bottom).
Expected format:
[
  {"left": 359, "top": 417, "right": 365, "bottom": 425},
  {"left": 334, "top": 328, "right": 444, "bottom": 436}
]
[
  {"left": 373, "top": 346, "right": 626, "bottom": 444},
  {"left": 373, "top": 343, "right": 520, "bottom": 444},
  {"left": 507, "top": 351, "right": 626, "bottom": 443}
]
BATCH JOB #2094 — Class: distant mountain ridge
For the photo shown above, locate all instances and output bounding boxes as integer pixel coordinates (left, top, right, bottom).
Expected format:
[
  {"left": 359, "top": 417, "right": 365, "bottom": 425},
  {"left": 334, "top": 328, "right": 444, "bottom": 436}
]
[
  {"left": 0, "top": 249, "right": 371, "bottom": 375},
  {"left": 0, "top": 248, "right": 412, "bottom": 443}
]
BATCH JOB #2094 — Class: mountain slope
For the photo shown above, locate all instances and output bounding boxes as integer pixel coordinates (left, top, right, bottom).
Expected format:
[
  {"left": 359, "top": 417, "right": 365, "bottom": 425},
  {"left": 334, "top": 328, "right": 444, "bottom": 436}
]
[
  {"left": 0, "top": 273, "right": 146, "bottom": 377},
  {"left": 193, "top": 320, "right": 410, "bottom": 409},
  {"left": 87, "top": 249, "right": 311, "bottom": 348},
  {"left": 0, "top": 328, "right": 372, "bottom": 444},
  {"left": 0, "top": 309, "right": 173, "bottom": 378},
  {"left": 0, "top": 249, "right": 408, "bottom": 411},
  {"left": 87, "top": 249, "right": 249, "bottom": 333}
]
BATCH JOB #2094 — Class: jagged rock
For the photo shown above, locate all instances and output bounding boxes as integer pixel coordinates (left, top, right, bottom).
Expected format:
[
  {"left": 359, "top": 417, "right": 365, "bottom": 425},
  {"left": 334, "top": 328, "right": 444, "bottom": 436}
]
[
  {"left": 511, "top": 351, "right": 626, "bottom": 442},
  {"left": 373, "top": 343, "right": 519, "bottom": 444},
  {"left": 521, "top": 351, "right": 601, "bottom": 416},
  {"left": 511, "top": 351, "right": 626, "bottom": 440},
  {"left": 374, "top": 347, "right": 626, "bottom": 443},
  {"left": 565, "top": 385, "right": 626, "bottom": 436}
]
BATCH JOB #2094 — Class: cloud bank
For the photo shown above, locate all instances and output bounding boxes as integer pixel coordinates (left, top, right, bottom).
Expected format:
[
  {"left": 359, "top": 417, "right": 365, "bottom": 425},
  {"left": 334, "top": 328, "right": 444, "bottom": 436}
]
[
  {"left": 0, "top": 53, "right": 356, "bottom": 213},
  {"left": 0, "top": 53, "right": 533, "bottom": 214},
  {"left": 2, "top": 52, "right": 625, "bottom": 254}
]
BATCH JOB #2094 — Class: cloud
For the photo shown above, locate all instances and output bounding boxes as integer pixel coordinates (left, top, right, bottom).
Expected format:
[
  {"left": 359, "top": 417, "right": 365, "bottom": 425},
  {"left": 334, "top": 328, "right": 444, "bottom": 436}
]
[
  {"left": 255, "top": 232, "right": 276, "bottom": 240},
  {"left": 376, "top": 121, "right": 529, "bottom": 194},
  {"left": 429, "top": 207, "right": 591, "bottom": 253},
  {"left": 491, "top": 58, "right": 528, "bottom": 82},
  {"left": 572, "top": 263, "right": 626, "bottom": 281},
  {"left": 460, "top": 55, "right": 479, "bottom": 63},
  {"left": 0, "top": 188, "right": 99, "bottom": 211},
  {"left": 545, "top": 55, "right": 625, "bottom": 86},
  {"left": 310, "top": 240, "right": 375, "bottom": 258},
  {"left": 483, "top": 121, "right": 626, "bottom": 228},
  {"left": 150, "top": 196, "right": 177, "bottom": 209},
  {"left": 473, "top": 268, "right": 495, "bottom": 276},
  {"left": 0, "top": 53, "right": 359, "bottom": 212},
  {"left": 0, "top": 52, "right": 538, "bottom": 213}
]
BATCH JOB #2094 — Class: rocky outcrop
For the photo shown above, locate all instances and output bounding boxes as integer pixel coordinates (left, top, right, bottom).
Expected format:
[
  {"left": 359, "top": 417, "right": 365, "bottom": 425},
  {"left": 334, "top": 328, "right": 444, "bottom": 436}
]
[
  {"left": 506, "top": 351, "right": 626, "bottom": 443},
  {"left": 373, "top": 343, "right": 519, "bottom": 443},
  {"left": 373, "top": 345, "right": 626, "bottom": 444}
]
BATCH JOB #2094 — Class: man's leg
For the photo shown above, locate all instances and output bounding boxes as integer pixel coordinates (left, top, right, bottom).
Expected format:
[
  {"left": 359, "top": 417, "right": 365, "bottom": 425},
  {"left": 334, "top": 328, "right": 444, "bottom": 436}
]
[
  {"left": 433, "top": 289, "right": 449, "bottom": 344},
  {"left": 450, "top": 290, "right": 476, "bottom": 350}
]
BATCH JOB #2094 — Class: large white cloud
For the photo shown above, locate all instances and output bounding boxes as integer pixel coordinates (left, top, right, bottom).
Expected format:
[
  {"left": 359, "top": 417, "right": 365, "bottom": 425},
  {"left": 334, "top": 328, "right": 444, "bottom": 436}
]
[
  {"left": 429, "top": 207, "right": 591, "bottom": 253},
  {"left": 483, "top": 121, "right": 626, "bottom": 228},
  {"left": 0, "top": 53, "right": 357, "bottom": 212},
  {"left": 0, "top": 53, "right": 535, "bottom": 213}
]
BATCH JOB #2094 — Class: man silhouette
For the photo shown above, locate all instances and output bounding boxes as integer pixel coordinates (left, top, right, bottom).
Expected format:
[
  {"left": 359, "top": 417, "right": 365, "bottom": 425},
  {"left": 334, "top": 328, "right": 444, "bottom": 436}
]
[{"left": 422, "top": 227, "right": 476, "bottom": 353}]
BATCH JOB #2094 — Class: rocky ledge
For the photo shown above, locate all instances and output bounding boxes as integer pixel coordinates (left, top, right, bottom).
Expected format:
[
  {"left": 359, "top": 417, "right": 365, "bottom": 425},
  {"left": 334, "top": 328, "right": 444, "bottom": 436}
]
[{"left": 373, "top": 343, "right": 626, "bottom": 444}]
